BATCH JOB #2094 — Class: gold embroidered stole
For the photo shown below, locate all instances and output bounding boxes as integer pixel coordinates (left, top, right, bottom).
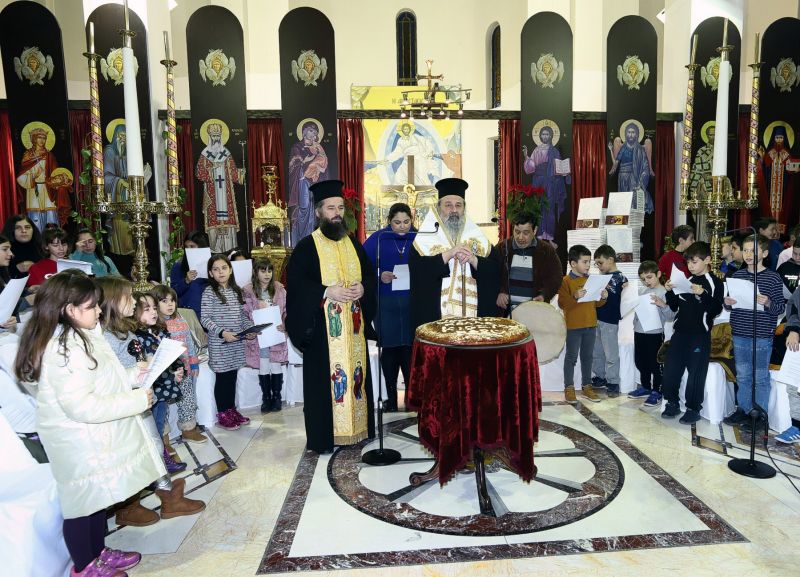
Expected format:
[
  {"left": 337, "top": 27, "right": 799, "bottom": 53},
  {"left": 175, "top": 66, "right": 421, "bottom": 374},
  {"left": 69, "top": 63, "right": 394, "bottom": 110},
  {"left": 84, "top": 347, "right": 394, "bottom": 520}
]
[
  {"left": 412, "top": 209, "right": 491, "bottom": 318},
  {"left": 312, "top": 229, "right": 369, "bottom": 445}
]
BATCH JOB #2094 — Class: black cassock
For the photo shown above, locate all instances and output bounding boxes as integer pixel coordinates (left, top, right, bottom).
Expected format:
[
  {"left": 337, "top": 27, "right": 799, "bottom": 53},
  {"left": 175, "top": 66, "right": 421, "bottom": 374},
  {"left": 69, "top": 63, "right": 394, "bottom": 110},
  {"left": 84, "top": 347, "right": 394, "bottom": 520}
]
[
  {"left": 409, "top": 246, "right": 502, "bottom": 332},
  {"left": 285, "top": 232, "right": 377, "bottom": 453}
]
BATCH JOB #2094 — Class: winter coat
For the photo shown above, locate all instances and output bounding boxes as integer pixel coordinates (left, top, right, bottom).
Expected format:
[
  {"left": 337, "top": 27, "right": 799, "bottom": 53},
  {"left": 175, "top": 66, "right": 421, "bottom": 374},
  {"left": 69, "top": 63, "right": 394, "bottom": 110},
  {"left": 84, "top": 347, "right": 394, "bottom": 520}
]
[
  {"left": 35, "top": 327, "right": 165, "bottom": 519},
  {"left": 243, "top": 281, "right": 288, "bottom": 367}
]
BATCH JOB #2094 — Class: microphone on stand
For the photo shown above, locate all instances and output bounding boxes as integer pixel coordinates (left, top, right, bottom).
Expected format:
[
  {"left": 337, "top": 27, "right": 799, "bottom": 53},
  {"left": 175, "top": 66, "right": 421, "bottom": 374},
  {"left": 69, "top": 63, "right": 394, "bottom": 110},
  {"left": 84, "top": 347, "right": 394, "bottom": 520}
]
[
  {"left": 363, "top": 218, "right": 440, "bottom": 467},
  {"left": 717, "top": 225, "right": 776, "bottom": 479}
]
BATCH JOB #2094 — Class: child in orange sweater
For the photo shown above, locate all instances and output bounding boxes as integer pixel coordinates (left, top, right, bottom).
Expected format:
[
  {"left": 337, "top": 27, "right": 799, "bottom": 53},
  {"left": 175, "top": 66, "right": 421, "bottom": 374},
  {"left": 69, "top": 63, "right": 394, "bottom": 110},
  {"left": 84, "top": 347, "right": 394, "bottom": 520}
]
[{"left": 558, "top": 244, "right": 607, "bottom": 403}]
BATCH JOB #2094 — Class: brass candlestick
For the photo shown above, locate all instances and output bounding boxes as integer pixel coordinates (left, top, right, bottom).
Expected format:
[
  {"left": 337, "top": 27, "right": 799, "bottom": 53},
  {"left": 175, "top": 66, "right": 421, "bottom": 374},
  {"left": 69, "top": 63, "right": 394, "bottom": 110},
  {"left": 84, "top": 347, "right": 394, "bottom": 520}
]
[{"left": 680, "top": 30, "right": 759, "bottom": 275}]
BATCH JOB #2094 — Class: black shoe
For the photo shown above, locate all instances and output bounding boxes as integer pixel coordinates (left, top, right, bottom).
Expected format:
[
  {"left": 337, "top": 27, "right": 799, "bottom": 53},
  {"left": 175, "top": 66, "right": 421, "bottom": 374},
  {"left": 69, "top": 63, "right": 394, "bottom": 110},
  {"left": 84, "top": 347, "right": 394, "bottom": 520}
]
[
  {"left": 679, "top": 409, "right": 702, "bottom": 424},
  {"left": 723, "top": 409, "right": 747, "bottom": 426},
  {"left": 271, "top": 374, "right": 283, "bottom": 412},
  {"left": 591, "top": 376, "right": 607, "bottom": 390},
  {"left": 739, "top": 416, "right": 766, "bottom": 433},
  {"left": 606, "top": 384, "right": 620, "bottom": 398},
  {"left": 261, "top": 374, "right": 273, "bottom": 413},
  {"left": 661, "top": 402, "right": 681, "bottom": 419}
]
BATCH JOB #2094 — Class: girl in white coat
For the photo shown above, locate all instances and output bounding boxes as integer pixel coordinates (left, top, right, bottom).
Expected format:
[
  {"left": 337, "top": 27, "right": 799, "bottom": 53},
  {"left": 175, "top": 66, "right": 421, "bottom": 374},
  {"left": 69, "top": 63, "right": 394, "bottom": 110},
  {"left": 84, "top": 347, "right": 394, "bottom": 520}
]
[{"left": 15, "top": 271, "right": 162, "bottom": 577}]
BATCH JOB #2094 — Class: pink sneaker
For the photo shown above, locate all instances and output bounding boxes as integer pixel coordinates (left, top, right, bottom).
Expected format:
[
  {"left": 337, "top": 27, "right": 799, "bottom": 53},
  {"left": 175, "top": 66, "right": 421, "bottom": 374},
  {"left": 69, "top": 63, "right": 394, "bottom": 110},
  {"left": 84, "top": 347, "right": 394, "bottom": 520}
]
[
  {"left": 229, "top": 407, "right": 250, "bottom": 425},
  {"left": 70, "top": 558, "right": 127, "bottom": 577},
  {"left": 98, "top": 548, "right": 141, "bottom": 571},
  {"left": 216, "top": 410, "right": 240, "bottom": 431}
]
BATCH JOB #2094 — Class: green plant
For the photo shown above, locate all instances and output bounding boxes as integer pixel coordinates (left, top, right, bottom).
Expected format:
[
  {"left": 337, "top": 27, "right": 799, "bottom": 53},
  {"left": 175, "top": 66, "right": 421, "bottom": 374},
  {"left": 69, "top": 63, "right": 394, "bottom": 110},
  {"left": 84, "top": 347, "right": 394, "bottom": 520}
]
[
  {"left": 160, "top": 129, "right": 191, "bottom": 271},
  {"left": 342, "top": 186, "right": 361, "bottom": 235},
  {"left": 70, "top": 147, "right": 105, "bottom": 243}
]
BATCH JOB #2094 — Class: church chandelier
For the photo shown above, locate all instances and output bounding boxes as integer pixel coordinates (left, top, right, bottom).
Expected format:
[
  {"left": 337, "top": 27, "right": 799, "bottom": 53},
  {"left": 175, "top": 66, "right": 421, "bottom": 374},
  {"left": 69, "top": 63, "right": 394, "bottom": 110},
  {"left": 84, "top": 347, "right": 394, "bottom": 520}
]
[{"left": 399, "top": 59, "right": 471, "bottom": 120}]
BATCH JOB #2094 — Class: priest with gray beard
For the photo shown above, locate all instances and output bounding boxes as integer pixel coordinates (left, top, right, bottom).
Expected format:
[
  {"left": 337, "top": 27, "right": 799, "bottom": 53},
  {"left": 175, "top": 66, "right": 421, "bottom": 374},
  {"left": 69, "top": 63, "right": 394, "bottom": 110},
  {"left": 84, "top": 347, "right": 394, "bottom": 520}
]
[
  {"left": 285, "top": 179, "right": 376, "bottom": 454},
  {"left": 409, "top": 178, "right": 501, "bottom": 332}
]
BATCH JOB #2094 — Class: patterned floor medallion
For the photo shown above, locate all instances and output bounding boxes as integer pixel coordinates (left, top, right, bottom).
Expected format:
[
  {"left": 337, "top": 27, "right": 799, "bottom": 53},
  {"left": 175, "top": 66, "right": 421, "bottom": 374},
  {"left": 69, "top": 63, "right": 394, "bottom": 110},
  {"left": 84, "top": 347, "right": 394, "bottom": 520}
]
[{"left": 258, "top": 402, "right": 746, "bottom": 573}]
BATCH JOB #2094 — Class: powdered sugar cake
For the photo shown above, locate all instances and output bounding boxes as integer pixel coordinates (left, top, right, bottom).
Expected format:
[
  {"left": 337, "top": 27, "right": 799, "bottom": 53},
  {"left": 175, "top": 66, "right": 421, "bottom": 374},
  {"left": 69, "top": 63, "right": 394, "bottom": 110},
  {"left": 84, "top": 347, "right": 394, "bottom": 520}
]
[{"left": 416, "top": 317, "right": 530, "bottom": 346}]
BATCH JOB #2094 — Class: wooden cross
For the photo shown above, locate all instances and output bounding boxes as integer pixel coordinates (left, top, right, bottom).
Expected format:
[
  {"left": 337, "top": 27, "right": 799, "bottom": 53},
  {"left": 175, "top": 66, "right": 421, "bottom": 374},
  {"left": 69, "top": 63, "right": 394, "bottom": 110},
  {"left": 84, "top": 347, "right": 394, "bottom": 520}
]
[{"left": 380, "top": 155, "right": 437, "bottom": 227}]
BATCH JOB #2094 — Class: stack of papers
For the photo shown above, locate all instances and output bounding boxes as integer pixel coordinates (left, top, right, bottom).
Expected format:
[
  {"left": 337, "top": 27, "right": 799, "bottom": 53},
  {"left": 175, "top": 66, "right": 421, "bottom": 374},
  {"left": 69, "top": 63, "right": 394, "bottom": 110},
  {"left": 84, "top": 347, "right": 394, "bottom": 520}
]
[
  {"left": 616, "top": 262, "right": 642, "bottom": 280},
  {"left": 606, "top": 191, "right": 645, "bottom": 227},
  {"left": 605, "top": 225, "right": 642, "bottom": 262},
  {"left": 575, "top": 197, "right": 605, "bottom": 229}
]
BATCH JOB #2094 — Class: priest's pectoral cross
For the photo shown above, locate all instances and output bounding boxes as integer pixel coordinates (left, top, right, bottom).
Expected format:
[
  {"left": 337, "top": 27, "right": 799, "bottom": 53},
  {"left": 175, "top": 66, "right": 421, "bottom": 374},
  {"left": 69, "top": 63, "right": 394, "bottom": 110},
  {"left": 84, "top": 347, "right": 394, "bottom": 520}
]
[{"left": 380, "top": 155, "right": 436, "bottom": 227}]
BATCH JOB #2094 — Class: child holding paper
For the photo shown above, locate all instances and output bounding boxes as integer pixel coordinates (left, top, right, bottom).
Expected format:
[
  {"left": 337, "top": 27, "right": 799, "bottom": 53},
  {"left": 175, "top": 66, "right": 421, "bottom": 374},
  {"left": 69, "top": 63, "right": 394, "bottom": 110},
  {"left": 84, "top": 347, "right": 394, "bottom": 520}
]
[
  {"left": 658, "top": 241, "right": 724, "bottom": 424},
  {"left": 658, "top": 225, "right": 694, "bottom": 280},
  {"left": 775, "top": 288, "right": 800, "bottom": 443},
  {"left": 722, "top": 234, "right": 785, "bottom": 431},
  {"left": 133, "top": 292, "right": 185, "bottom": 453},
  {"left": 150, "top": 284, "right": 207, "bottom": 444},
  {"left": 201, "top": 254, "right": 255, "bottom": 430},
  {"left": 244, "top": 257, "right": 288, "bottom": 413},
  {"left": 558, "top": 244, "right": 608, "bottom": 404},
  {"left": 26, "top": 227, "right": 69, "bottom": 289},
  {"left": 629, "top": 261, "right": 673, "bottom": 406},
  {"left": 592, "top": 244, "right": 628, "bottom": 397}
]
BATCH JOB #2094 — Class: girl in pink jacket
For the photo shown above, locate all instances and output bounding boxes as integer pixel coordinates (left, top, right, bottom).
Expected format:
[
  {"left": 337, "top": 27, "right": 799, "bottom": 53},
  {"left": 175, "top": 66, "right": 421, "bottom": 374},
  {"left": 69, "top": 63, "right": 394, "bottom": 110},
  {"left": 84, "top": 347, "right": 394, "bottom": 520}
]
[{"left": 243, "top": 257, "right": 288, "bottom": 412}]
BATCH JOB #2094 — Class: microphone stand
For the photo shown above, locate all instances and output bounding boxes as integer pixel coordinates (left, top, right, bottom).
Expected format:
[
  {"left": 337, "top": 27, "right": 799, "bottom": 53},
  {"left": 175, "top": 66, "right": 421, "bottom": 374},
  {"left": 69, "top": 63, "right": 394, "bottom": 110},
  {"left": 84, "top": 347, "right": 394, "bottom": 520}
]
[
  {"left": 724, "top": 226, "right": 776, "bottom": 479},
  {"left": 362, "top": 222, "right": 438, "bottom": 466},
  {"left": 362, "top": 228, "right": 401, "bottom": 466}
]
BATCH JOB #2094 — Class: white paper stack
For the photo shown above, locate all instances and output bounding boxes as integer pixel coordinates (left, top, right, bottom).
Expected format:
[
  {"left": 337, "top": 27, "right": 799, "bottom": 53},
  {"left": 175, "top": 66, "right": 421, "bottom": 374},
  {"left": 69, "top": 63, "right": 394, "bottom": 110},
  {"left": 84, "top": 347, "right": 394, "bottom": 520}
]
[{"left": 605, "top": 225, "right": 642, "bottom": 263}]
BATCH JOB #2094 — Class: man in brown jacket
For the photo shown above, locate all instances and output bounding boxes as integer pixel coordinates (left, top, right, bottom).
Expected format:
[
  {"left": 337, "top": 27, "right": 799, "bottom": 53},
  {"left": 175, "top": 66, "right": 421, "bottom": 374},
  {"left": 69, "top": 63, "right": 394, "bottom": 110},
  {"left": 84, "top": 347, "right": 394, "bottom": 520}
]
[{"left": 495, "top": 212, "right": 563, "bottom": 316}]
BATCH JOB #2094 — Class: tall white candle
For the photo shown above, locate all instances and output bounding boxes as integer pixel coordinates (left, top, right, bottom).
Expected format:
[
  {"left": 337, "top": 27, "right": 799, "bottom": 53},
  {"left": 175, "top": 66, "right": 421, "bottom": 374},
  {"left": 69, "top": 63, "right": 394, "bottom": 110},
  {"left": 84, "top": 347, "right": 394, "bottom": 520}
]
[
  {"left": 122, "top": 45, "right": 144, "bottom": 177},
  {"left": 711, "top": 58, "right": 730, "bottom": 176}
]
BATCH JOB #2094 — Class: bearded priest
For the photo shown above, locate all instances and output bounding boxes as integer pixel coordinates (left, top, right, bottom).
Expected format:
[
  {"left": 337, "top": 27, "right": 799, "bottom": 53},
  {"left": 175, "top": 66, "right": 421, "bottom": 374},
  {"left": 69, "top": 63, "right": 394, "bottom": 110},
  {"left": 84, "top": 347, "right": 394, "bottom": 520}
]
[
  {"left": 285, "top": 179, "right": 376, "bottom": 454},
  {"left": 409, "top": 178, "right": 501, "bottom": 331}
]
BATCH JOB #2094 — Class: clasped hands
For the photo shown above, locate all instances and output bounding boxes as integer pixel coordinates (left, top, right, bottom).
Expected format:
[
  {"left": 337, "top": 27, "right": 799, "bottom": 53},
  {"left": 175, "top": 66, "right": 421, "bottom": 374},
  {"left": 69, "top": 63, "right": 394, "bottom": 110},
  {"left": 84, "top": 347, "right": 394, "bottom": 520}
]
[
  {"left": 442, "top": 244, "right": 477, "bottom": 268},
  {"left": 327, "top": 281, "right": 365, "bottom": 303}
]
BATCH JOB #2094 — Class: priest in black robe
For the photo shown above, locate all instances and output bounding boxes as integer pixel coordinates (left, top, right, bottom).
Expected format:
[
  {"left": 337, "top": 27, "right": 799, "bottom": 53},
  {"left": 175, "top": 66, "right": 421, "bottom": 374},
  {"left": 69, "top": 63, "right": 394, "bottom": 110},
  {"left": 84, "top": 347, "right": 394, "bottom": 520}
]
[
  {"left": 409, "top": 178, "right": 501, "bottom": 332},
  {"left": 285, "top": 179, "right": 376, "bottom": 454}
]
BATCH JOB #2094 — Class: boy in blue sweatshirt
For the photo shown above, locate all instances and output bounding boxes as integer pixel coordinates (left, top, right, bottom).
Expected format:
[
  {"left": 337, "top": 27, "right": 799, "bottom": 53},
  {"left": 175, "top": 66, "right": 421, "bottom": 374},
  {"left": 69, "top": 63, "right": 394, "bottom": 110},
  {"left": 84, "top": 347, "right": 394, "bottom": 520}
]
[{"left": 591, "top": 244, "right": 628, "bottom": 397}]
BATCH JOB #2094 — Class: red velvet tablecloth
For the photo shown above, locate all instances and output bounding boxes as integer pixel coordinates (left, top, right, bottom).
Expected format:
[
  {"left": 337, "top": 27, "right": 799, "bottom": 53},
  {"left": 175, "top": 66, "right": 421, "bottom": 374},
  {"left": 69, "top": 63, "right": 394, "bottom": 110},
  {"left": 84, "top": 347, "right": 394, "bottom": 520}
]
[{"left": 406, "top": 337, "right": 542, "bottom": 485}]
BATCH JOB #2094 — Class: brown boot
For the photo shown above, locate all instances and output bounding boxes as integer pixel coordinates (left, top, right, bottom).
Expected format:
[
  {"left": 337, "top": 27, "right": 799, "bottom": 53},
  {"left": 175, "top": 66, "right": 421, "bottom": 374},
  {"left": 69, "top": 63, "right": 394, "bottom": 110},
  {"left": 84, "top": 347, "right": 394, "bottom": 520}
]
[
  {"left": 155, "top": 477, "right": 206, "bottom": 519},
  {"left": 115, "top": 499, "right": 160, "bottom": 527}
]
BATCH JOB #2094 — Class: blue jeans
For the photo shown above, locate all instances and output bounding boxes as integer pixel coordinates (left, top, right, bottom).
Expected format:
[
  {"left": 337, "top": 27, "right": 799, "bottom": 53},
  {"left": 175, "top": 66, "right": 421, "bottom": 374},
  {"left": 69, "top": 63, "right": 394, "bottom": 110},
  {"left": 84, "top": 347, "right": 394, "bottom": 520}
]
[
  {"left": 152, "top": 400, "right": 168, "bottom": 440},
  {"left": 732, "top": 335, "right": 772, "bottom": 415}
]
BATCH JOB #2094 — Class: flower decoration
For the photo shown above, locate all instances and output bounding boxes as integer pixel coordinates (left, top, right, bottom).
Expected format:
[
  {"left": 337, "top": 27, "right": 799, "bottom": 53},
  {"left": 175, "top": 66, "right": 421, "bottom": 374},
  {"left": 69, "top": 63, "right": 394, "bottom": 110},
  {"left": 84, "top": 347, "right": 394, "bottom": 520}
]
[
  {"left": 342, "top": 187, "right": 361, "bottom": 234},
  {"left": 507, "top": 183, "right": 548, "bottom": 224}
]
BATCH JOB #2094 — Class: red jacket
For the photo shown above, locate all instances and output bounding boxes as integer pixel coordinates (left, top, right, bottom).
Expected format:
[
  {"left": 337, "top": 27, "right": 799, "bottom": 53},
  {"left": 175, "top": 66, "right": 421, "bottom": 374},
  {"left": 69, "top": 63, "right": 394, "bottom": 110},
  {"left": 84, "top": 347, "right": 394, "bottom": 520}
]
[
  {"left": 27, "top": 258, "right": 57, "bottom": 287},
  {"left": 658, "top": 250, "right": 689, "bottom": 280}
]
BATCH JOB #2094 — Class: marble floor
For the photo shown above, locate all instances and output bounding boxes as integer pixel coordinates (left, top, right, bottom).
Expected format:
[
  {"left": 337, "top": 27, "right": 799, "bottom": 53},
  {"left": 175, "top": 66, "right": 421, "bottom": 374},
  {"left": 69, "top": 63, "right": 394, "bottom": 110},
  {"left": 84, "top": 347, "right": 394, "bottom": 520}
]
[{"left": 124, "top": 393, "right": 800, "bottom": 577}]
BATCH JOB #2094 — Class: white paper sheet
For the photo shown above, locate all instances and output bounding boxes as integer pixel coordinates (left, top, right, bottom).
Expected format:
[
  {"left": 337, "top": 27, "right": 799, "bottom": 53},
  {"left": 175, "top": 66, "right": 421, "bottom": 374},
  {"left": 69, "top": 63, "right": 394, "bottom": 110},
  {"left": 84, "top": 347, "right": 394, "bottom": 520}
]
[
  {"left": 775, "top": 348, "right": 800, "bottom": 387},
  {"left": 577, "top": 274, "right": 612, "bottom": 302},
  {"left": 669, "top": 265, "right": 693, "bottom": 295},
  {"left": 252, "top": 305, "right": 286, "bottom": 348},
  {"left": 287, "top": 338, "right": 303, "bottom": 365},
  {"left": 56, "top": 259, "right": 94, "bottom": 275},
  {"left": 636, "top": 294, "right": 663, "bottom": 332},
  {"left": 185, "top": 247, "right": 212, "bottom": 279},
  {"left": 620, "top": 280, "right": 639, "bottom": 317},
  {"left": 391, "top": 264, "right": 410, "bottom": 291},
  {"left": 232, "top": 259, "right": 253, "bottom": 288},
  {"left": 138, "top": 338, "right": 186, "bottom": 390},
  {"left": 576, "top": 197, "right": 604, "bottom": 222},
  {"left": 606, "top": 191, "right": 633, "bottom": 216},
  {"left": 725, "top": 278, "right": 764, "bottom": 311},
  {"left": 0, "top": 277, "right": 27, "bottom": 322}
]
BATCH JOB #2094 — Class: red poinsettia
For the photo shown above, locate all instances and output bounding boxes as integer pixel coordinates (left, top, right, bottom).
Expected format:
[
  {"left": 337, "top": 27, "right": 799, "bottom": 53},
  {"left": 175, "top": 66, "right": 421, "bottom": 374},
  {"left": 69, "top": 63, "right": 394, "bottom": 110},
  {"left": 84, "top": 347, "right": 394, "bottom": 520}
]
[
  {"left": 342, "top": 187, "right": 358, "bottom": 200},
  {"left": 341, "top": 186, "right": 361, "bottom": 234},
  {"left": 506, "top": 183, "right": 548, "bottom": 224}
]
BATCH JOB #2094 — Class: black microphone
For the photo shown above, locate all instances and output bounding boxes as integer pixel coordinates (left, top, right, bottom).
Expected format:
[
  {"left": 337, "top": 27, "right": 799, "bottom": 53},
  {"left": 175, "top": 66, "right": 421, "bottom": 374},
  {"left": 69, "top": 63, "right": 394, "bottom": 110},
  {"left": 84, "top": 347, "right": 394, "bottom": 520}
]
[{"left": 415, "top": 221, "right": 439, "bottom": 235}]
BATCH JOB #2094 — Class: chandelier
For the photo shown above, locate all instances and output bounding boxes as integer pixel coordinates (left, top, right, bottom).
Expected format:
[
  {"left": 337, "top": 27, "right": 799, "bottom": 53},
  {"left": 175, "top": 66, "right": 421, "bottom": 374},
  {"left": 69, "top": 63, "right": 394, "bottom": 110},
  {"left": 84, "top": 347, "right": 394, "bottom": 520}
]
[{"left": 399, "top": 59, "right": 471, "bottom": 120}]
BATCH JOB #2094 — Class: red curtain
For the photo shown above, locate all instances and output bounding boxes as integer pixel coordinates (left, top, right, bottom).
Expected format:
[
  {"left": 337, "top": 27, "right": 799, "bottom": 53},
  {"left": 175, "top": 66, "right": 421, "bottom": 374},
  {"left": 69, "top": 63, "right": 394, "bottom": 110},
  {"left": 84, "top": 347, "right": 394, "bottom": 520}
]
[
  {"left": 498, "top": 118, "right": 521, "bottom": 238},
  {"left": 176, "top": 118, "right": 198, "bottom": 233},
  {"left": 337, "top": 118, "right": 365, "bottom": 242},
  {"left": 0, "top": 110, "right": 18, "bottom": 226},
  {"left": 247, "top": 119, "right": 285, "bottom": 207},
  {"left": 68, "top": 109, "right": 90, "bottom": 226},
  {"left": 655, "top": 120, "right": 676, "bottom": 257},
  {"left": 733, "top": 110, "right": 752, "bottom": 230},
  {"left": 571, "top": 120, "right": 607, "bottom": 225}
]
